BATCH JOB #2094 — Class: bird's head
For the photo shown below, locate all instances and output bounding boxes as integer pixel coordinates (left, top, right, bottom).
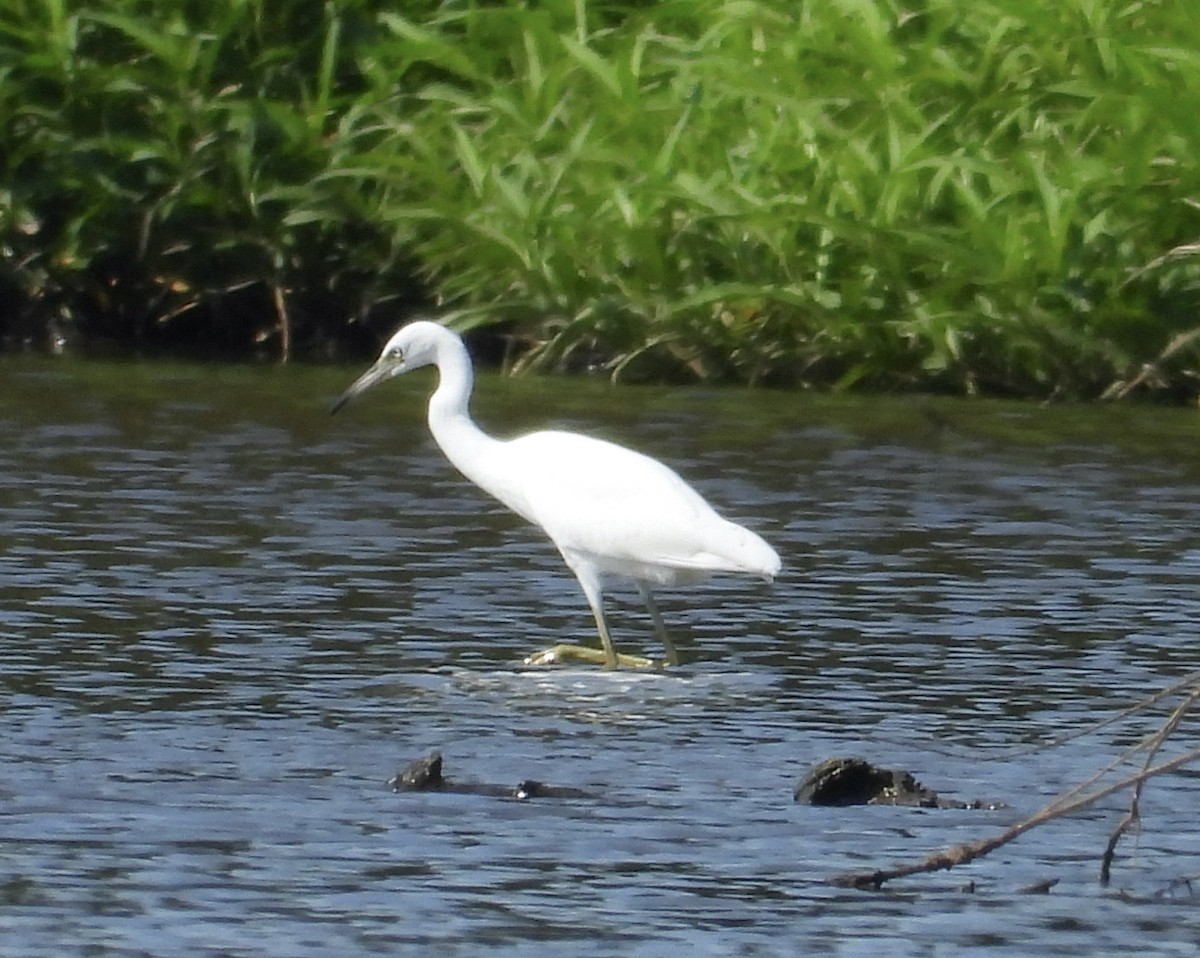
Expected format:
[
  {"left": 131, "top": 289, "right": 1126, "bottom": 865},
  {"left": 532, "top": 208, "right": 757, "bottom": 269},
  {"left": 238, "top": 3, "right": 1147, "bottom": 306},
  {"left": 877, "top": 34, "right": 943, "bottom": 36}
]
[{"left": 330, "top": 320, "right": 448, "bottom": 414}]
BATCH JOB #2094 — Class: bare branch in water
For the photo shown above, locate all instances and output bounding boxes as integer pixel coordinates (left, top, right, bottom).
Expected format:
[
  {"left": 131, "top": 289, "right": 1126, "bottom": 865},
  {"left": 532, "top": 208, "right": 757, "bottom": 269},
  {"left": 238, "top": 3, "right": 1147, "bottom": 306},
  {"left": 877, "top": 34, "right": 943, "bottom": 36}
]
[{"left": 829, "top": 681, "right": 1200, "bottom": 891}]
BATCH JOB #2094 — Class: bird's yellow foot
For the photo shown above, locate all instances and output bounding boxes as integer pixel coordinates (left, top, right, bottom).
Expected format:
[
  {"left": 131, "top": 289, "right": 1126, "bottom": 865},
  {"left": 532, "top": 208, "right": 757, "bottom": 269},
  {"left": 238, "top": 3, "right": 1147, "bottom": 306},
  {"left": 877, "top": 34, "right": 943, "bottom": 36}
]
[{"left": 523, "top": 644, "right": 664, "bottom": 669}]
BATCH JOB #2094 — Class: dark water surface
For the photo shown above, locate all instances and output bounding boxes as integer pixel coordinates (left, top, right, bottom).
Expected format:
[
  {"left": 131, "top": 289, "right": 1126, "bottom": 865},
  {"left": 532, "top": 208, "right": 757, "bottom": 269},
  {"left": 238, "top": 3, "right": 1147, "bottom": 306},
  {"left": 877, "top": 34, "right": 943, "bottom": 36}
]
[{"left": 2, "top": 356, "right": 1199, "bottom": 956}]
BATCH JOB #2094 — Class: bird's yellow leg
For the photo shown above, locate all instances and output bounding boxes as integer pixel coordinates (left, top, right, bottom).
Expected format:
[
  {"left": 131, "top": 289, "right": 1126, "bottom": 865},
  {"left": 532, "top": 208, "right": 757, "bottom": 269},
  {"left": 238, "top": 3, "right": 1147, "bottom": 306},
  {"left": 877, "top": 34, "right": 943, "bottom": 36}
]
[
  {"left": 637, "top": 584, "right": 679, "bottom": 667},
  {"left": 522, "top": 578, "right": 664, "bottom": 669},
  {"left": 523, "top": 645, "right": 661, "bottom": 669}
]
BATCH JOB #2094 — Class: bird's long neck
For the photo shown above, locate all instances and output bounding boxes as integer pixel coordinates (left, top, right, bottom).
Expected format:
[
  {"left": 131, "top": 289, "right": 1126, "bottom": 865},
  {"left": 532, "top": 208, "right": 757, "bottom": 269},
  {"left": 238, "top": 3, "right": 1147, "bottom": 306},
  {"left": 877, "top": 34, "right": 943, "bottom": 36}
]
[{"left": 425, "top": 335, "right": 508, "bottom": 499}]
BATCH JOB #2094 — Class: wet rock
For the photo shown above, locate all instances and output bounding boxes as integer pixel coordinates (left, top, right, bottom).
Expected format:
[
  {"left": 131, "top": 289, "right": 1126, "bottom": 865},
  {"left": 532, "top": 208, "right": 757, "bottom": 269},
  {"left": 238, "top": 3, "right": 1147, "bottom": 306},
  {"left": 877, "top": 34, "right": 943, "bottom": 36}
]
[
  {"left": 511, "top": 780, "right": 592, "bottom": 801},
  {"left": 388, "top": 752, "right": 591, "bottom": 802},
  {"left": 389, "top": 751, "right": 446, "bottom": 791},
  {"left": 794, "top": 757, "right": 998, "bottom": 809}
]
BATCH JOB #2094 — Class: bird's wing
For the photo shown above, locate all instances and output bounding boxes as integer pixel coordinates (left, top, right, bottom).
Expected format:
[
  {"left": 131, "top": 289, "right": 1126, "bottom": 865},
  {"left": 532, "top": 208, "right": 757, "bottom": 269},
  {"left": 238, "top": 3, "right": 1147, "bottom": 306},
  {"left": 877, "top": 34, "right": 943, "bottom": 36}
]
[{"left": 500, "top": 431, "right": 772, "bottom": 576}]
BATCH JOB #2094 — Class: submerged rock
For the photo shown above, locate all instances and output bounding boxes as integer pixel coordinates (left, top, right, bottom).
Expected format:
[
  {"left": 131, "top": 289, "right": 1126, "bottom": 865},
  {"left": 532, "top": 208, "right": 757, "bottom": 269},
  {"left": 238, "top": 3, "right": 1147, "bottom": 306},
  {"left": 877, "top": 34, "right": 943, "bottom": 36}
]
[
  {"left": 510, "top": 779, "right": 592, "bottom": 801},
  {"left": 389, "top": 751, "right": 446, "bottom": 791},
  {"left": 794, "top": 756, "right": 999, "bottom": 809},
  {"left": 388, "top": 752, "right": 591, "bottom": 802}
]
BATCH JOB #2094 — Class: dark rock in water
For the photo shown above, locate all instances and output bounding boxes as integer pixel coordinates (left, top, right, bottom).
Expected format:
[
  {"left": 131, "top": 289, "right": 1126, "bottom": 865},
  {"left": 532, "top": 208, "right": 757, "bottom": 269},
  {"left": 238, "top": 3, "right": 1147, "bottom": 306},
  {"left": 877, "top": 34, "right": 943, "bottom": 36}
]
[
  {"left": 389, "top": 751, "right": 445, "bottom": 792},
  {"left": 388, "top": 753, "right": 592, "bottom": 801},
  {"left": 794, "top": 757, "right": 935, "bottom": 807},
  {"left": 794, "top": 757, "right": 998, "bottom": 809},
  {"left": 512, "top": 780, "right": 548, "bottom": 801},
  {"left": 511, "top": 780, "right": 592, "bottom": 801}
]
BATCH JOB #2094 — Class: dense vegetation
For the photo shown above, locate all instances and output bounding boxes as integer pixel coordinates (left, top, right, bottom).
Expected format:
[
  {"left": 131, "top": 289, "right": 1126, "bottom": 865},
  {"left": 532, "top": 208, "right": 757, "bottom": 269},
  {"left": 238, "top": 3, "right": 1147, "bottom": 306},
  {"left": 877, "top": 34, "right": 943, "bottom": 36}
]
[{"left": 2, "top": 0, "right": 1199, "bottom": 397}]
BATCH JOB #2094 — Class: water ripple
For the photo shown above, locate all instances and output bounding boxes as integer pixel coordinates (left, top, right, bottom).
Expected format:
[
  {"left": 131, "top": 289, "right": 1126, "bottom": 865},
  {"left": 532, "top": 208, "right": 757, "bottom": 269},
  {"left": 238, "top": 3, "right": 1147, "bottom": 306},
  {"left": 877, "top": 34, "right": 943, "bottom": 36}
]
[{"left": 2, "top": 366, "right": 1199, "bottom": 956}]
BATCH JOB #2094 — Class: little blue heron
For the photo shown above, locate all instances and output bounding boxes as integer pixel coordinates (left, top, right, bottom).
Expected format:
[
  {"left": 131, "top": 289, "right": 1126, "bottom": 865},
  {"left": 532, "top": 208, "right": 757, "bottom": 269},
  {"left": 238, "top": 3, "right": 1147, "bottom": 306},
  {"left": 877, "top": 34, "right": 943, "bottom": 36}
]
[{"left": 331, "top": 320, "right": 780, "bottom": 668}]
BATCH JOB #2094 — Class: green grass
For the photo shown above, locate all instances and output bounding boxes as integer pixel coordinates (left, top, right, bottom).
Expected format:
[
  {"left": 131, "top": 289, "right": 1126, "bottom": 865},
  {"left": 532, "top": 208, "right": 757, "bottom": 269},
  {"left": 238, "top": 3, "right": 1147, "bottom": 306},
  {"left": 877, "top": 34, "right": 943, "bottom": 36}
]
[{"left": 2, "top": 0, "right": 1199, "bottom": 397}]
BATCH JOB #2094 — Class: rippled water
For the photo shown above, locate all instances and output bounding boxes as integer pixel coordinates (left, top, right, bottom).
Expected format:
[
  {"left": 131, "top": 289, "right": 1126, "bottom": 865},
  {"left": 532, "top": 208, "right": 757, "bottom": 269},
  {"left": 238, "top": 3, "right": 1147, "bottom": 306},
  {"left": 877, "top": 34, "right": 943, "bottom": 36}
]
[{"left": 2, "top": 356, "right": 1199, "bottom": 956}]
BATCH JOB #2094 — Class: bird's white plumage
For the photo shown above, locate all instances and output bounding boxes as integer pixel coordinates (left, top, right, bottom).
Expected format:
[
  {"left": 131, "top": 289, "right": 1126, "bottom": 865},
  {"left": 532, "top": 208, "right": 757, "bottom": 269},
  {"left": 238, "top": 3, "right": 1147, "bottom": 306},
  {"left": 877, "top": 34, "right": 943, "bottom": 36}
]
[
  {"left": 501, "top": 431, "right": 778, "bottom": 582},
  {"left": 334, "top": 320, "right": 780, "bottom": 667}
]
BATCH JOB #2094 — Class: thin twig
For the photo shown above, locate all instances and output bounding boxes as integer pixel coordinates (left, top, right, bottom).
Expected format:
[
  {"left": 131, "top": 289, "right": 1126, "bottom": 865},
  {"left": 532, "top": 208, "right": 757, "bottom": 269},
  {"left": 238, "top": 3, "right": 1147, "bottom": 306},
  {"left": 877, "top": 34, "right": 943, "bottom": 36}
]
[
  {"left": 829, "top": 746, "right": 1200, "bottom": 890},
  {"left": 272, "top": 281, "right": 292, "bottom": 363},
  {"left": 1100, "top": 689, "right": 1199, "bottom": 884},
  {"left": 1105, "top": 326, "right": 1200, "bottom": 399},
  {"left": 875, "top": 669, "right": 1200, "bottom": 763}
]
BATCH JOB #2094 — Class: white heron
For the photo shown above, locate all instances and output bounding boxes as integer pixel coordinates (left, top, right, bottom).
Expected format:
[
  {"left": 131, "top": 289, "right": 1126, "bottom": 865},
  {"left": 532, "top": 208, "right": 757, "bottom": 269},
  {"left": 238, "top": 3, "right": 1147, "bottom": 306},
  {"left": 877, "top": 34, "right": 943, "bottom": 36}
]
[{"left": 331, "top": 320, "right": 780, "bottom": 668}]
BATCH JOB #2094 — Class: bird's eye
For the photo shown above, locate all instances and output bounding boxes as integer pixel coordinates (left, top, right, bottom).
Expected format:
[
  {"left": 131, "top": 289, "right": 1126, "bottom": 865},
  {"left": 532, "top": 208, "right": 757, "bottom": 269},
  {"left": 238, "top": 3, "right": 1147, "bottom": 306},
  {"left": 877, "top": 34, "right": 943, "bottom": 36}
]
[{"left": 388, "top": 347, "right": 404, "bottom": 362}]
